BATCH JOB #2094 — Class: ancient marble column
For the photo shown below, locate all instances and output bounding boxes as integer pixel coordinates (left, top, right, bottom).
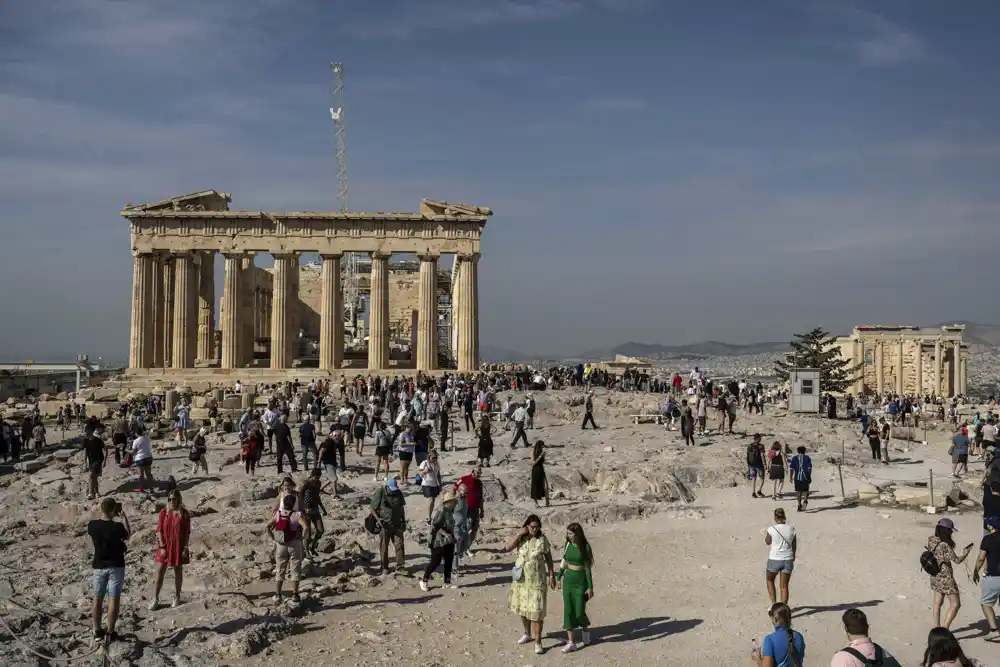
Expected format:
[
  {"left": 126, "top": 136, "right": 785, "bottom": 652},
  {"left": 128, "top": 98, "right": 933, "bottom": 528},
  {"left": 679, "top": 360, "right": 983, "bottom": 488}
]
[
  {"left": 241, "top": 255, "right": 255, "bottom": 367},
  {"left": 197, "top": 251, "right": 215, "bottom": 363},
  {"left": 162, "top": 258, "right": 175, "bottom": 368},
  {"left": 319, "top": 253, "right": 343, "bottom": 370},
  {"left": 953, "top": 340, "right": 961, "bottom": 397},
  {"left": 417, "top": 253, "right": 439, "bottom": 371},
  {"left": 915, "top": 343, "right": 923, "bottom": 397},
  {"left": 172, "top": 253, "right": 197, "bottom": 368},
  {"left": 961, "top": 357, "right": 968, "bottom": 396},
  {"left": 221, "top": 253, "right": 244, "bottom": 369},
  {"left": 934, "top": 340, "right": 942, "bottom": 396},
  {"left": 288, "top": 257, "right": 300, "bottom": 363},
  {"left": 150, "top": 256, "right": 165, "bottom": 368},
  {"left": 368, "top": 251, "right": 390, "bottom": 370},
  {"left": 451, "top": 258, "right": 464, "bottom": 363},
  {"left": 456, "top": 253, "right": 480, "bottom": 372},
  {"left": 875, "top": 340, "right": 884, "bottom": 395},
  {"left": 270, "top": 254, "right": 294, "bottom": 369},
  {"left": 896, "top": 339, "right": 904, "bottom": 395},
  {"left": 128, "top": 252, "right": 155, "bottom": 369}
]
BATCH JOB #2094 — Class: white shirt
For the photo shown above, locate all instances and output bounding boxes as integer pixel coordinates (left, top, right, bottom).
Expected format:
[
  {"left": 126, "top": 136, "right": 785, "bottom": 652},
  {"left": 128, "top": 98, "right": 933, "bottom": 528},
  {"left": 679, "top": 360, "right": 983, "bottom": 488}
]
[
  {"left": 984, "top": 424, "right": 998, "bottom": 442},
  {"left": 767, "top": 524, "right": 796, "bottom": 561},
  {"left": 513, "top": 407, "right": 527, "bottom": 423},
  {"left": 131, "top": 435, "right": 153, "bottom": 463},
  {"left": 418, "top": 460, "right": 441, "bottom": 487},
  {"left": 261, "top": 409, "right": 277, "bottom": 427}
]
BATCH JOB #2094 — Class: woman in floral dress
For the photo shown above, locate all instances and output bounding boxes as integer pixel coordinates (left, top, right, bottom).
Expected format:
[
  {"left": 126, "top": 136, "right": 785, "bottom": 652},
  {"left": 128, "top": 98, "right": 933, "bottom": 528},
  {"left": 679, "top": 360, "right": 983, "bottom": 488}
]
[
  {"left": 506, "top": 514, "right": 556, "bottom": 655},
  {"left": 927, "top": 518, "right": 973, "bottom": 629}
]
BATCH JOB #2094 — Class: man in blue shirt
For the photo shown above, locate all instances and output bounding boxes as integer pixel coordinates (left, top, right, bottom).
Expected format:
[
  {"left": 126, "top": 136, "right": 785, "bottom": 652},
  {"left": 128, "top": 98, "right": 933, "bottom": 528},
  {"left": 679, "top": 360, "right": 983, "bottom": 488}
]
[
  {"left": 952, "top": 427, "right": 971, "bottom": 478},
  {"left": 789, "top": 447, "right": 813, "bottom": 512}
]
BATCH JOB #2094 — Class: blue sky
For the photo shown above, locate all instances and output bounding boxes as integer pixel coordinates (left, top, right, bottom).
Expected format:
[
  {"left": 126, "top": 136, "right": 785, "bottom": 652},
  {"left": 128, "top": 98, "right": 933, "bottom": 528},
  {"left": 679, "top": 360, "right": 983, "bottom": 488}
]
[{"left": 1, "top": 0, "right": 998, "bottom": 361}]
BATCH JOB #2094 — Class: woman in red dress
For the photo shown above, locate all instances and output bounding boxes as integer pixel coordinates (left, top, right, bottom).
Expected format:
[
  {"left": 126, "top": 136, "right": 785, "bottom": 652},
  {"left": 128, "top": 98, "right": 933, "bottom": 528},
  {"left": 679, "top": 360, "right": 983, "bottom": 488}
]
[{"left": 148, "top": 490, "right": 191, "bottom": 610}]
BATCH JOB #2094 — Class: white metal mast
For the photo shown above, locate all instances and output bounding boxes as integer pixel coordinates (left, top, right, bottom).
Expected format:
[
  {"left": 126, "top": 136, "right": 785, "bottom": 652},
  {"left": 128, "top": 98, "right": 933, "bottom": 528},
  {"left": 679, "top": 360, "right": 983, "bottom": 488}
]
[{"left": 330, "top": 62, "right": 362, "bottom": 340}]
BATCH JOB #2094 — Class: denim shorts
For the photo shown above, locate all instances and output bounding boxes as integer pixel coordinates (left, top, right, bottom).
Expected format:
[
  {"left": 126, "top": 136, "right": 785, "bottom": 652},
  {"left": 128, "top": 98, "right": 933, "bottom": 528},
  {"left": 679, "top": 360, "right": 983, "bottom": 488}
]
[
  {"left": 766, "top": 559, "right": 794, "bottom": 574},
  {"left": 93, "top": 567, "right": 126, "bottom": 597},
  {"left": 748, "top": 466, "right": 765, "bottom": 479},
  {"left": 981, "top": 576, "right": 1000, "bottom": 606},
  {"left": 323, "top": 464, "right": 338, "bottom": 481}
]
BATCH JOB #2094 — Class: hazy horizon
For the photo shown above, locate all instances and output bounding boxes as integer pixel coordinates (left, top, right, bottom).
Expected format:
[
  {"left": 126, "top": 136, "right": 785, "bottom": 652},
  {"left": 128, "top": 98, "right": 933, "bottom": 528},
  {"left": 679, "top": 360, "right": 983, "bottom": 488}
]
[{"left": 2, "top": 1, "right": 999, "bottom": 361}]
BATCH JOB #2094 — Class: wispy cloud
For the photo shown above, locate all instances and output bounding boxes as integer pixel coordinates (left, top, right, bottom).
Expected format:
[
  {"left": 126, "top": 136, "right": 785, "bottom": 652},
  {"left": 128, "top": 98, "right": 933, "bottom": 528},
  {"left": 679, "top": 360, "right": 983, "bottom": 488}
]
[
  {"left": 350, "top": 0, "right": 649, "bottom": 39},
  {"left": 800, "top": 2, "right": 927, "bottom": 67},
  {"left": 581, "top": 97, "right": 647, "bottom": 113}
]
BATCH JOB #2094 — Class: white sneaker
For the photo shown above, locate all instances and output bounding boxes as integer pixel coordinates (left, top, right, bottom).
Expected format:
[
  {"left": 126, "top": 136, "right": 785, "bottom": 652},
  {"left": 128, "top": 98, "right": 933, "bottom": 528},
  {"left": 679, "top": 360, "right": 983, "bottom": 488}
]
[
  {"left": 534, "top": 643, "right": 544, "bottom": 655},
  {"left": 171, "top": 597, "right": 181, "bottom": 608},
  {"left": 517, "top": 634, "right": 532, "bottom": 645},
  {"left": 147, "top": 600, "right": 159, "bottom": 611},
  {"left": 561, "top": 642, "right": 576, "bottom": 653},
  {"left": 373, "top": 475, "right": 379, "bottom": 482},
  {"left": 581, "top": 631, "right": 591, "bottom": 646},
  {"left": 419, "top": 580, "right": 429, "bottom": 592}
]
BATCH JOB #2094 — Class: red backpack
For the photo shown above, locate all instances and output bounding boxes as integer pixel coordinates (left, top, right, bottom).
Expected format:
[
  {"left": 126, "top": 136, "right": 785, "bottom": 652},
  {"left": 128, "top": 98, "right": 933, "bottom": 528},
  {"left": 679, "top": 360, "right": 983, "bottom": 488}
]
[{"left": 273, "top": 510, "right": 298, "bottom": 545}]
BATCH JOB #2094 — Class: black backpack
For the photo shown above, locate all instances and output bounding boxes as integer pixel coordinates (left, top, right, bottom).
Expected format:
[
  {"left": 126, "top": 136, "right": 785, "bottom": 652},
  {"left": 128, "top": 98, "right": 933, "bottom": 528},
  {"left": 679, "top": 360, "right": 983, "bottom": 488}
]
[
  {"left": 920, "top": 548, "right": 941, "bottom": 576},
  {"left": 840, "top": 645, "right": 888, "bottom": 667}
]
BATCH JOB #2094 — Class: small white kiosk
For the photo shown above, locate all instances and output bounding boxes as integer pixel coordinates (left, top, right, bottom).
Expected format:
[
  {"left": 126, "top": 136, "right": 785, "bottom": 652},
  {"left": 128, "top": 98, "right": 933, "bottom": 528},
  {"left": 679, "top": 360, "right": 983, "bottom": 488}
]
[{"left": 788, "top": 368, "right": 821, "bottom": 414}]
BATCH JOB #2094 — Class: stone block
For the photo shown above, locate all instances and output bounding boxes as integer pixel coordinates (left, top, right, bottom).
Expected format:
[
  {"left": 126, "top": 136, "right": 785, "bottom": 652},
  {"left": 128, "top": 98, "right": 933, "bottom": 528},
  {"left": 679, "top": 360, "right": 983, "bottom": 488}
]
[
  {"left": 15, "top": 459, "right": 46, "bottom": 473},
  {"left": 52, "top": 448, "right": 81, "bottom": 462},
  {"left": 30, "top": 469, "right": 70, "bottom": 487},
  {"left": 189, "top": 408, "right": 211, "bottom": 421},
  {"left": 222, "top": 396, "right": 242, "bottom": 410},
  {"left": 193, "top": 396, "right": 208, "bottom": 409},
  {"left": 37, "top": 401, "right": 65, "bottom": 418},
  {"left": 91, "top": 388, "right": 122, "bottom": 402},
  {"left": 84, "top": 403, "right": 113, "bottom": 419}
]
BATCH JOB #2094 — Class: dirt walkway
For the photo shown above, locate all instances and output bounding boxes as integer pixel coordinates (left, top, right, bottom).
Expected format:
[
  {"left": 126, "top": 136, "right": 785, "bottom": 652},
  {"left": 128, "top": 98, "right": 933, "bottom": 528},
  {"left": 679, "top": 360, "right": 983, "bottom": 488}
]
[{"left": 247, "top": 484, "right": 993, "bottom": 667}]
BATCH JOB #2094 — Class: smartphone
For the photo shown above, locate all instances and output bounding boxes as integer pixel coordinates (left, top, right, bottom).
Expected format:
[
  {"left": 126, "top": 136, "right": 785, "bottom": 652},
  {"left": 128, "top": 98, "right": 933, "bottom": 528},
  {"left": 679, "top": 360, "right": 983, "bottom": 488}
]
[{"left": 966, "top": 543, "right": 975, "bottom": 550}]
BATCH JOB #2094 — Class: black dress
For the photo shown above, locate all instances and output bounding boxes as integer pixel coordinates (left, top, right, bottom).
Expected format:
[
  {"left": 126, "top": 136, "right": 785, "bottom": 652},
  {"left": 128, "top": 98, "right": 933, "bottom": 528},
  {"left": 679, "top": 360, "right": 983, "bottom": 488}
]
[
  {"left": 530, "top": 453, "right": 547, "bottom": 500},
  {"left": 477, "top": 425, "right": 494, "bottom": 460}
]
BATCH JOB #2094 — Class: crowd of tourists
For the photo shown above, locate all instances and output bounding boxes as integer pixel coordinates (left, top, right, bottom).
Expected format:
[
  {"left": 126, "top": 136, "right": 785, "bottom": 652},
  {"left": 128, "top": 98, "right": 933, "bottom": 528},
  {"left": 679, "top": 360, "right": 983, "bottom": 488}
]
[{"left": 5, "top": 361, "right": 997, "bottom": 662}]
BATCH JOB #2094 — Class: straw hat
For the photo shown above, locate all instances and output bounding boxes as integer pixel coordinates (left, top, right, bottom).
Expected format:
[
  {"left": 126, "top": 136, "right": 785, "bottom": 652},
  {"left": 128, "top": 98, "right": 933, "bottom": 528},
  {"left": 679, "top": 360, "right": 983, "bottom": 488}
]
[{"left": 440, "top": 489, "right": 457, "bottom": 504}]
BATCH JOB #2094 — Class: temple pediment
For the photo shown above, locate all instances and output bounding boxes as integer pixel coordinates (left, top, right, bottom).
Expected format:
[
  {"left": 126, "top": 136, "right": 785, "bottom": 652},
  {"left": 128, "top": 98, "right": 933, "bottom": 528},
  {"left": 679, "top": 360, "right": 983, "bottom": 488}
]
[
  {"left": 124, "top": 189, "right": 232, "bottom": 213},
  {"left": 420, "top": 199, "right": 493, "bottom": 217}
]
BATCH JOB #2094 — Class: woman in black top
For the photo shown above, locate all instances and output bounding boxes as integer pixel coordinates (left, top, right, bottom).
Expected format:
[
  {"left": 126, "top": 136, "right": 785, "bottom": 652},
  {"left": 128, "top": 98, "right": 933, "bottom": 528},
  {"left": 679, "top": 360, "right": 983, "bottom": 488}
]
[
  {"left": 530, "top": 440, "right": 549, "bottom": 508},
  {"left": 301, "top": 470, "right": 327, "bottom": 557},
  {"left": 477, "top": 415, "right": 494, "bottom": 467}
]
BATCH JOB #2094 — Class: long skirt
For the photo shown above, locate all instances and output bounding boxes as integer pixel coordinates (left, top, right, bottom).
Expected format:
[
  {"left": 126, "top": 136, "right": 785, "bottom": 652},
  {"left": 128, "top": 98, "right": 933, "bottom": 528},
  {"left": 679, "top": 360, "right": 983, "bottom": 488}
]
[
  {"left": 562, "top": 568, "right": 590, "bottom": 630},
  {"left": 477, "top": 435, "right": 494, "bottom": 460}
]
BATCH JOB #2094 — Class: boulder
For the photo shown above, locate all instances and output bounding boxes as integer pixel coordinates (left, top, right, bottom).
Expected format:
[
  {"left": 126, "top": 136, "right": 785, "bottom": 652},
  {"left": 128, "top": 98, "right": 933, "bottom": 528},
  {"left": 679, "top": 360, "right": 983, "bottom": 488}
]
[
  {"left": 15, "top": 459, "right": 46, "bottom": 473},
  {"left": 857, "top": 483, "right": 880, "bottom": 500},
  {"left": 91, "top": 388, "right": 121, "bottom": 402},
  {"left": 37, "top": 401, "right": 65, "bottom": 418},
  {"left": 55, "top": 392, "right": 69, "bottom": 401},
  {"left": 30, "top": 469, "right": 70, "bottom": 487}
]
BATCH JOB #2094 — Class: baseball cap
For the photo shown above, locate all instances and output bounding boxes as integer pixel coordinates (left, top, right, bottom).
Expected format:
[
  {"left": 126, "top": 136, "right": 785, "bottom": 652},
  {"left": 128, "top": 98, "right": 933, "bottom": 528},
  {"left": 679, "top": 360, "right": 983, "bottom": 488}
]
[
  {"left": 387, "top": 478, "right": 400, "bottom": 492},
  {"left": 937, "top": 518, "right": 958, "bottom": 532},
  {"left": 986, "top": 517, "right": 1000, "bottom": 532}
]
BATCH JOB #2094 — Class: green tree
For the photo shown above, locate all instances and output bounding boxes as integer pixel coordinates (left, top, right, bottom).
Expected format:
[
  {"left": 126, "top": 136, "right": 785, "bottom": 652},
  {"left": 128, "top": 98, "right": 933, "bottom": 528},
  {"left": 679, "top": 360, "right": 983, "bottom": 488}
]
[{"left": 774, "top": 327, "right": 863, "bottom": 393}]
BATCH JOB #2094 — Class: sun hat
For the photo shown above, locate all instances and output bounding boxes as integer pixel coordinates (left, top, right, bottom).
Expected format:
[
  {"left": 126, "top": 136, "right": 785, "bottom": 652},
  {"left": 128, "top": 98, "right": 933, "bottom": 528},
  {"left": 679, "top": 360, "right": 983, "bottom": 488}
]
[
  {"left": 440, "top": 489, "right": 457, "bottom": 504},
  {"left": 937, "top": 518, "right": 957, "bottom": 532}
]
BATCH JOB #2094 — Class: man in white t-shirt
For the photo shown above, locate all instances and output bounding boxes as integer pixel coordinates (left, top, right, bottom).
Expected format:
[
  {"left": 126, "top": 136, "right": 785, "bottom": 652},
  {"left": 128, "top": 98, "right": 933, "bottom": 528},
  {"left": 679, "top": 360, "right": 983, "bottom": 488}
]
[{"left": 764, "top": 507, "right": 796, "bottom": 606}]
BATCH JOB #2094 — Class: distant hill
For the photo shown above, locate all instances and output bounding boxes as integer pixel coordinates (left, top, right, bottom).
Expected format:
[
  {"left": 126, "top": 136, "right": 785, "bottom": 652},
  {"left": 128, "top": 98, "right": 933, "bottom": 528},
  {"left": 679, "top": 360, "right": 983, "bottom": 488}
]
[
  {"left": 576, "top": 340, "right": 789, "bottom": 360},
  {"left": 938, "top": 321, "right": 1000, "bottom": 347},
  {"left": 480, "top": 343, "right": 533, "bottom": 362}
]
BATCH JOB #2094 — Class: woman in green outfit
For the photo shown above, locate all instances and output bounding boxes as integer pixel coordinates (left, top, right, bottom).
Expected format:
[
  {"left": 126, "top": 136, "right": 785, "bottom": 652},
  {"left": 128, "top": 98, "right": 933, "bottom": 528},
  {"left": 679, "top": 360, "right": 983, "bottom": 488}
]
[
  {"left": 556, "top": 522, "right": 594, "bottom": 652},
  {"left": 506, "top": 514, "right": 556, "bottom": 655}
]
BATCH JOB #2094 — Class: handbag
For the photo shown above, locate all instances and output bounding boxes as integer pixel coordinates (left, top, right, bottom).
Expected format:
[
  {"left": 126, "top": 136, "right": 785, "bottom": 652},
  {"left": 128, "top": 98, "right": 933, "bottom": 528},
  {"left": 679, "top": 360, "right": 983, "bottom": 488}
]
[{"left": 511, "top": 564, "right": 524, "bottom": 582}]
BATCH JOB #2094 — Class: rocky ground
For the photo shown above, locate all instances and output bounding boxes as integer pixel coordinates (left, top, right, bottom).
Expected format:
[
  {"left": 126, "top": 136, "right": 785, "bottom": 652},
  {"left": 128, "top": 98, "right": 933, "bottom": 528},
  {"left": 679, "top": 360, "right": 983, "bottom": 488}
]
[{"left": 0, "top": 388, "right": 996, "bottom": 666}]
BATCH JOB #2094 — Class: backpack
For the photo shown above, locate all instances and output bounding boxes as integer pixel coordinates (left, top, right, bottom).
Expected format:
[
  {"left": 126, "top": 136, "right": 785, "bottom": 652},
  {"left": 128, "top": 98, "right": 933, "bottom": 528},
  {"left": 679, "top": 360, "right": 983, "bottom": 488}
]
[
  {"left": 920, "top": 547, "right": 941, "bottom": 576},
  {"left": 273, "top": 510, "right": 297, "bottom": 545},
  {"left": 840, "top": 645, "right": 888, "bottom": 667},
  {"left": 188, "top": 446, "right": 201, "bottom": 462}
]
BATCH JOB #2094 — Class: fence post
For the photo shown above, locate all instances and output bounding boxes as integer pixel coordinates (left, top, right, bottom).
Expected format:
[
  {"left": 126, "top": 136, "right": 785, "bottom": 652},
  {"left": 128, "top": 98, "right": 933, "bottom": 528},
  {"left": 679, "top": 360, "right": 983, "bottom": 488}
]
[{"left": 929, "top": 469, "right": 935, "bottom": 510}]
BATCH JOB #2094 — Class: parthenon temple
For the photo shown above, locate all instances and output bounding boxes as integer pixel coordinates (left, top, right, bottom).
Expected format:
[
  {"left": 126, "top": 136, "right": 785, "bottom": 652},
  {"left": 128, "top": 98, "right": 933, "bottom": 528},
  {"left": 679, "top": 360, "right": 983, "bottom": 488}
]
[
  {"left": 834, "top": 325, "right": 968, "bottom": 397},
  {"left": 122, "top": 190, "right": 491, "bottom": 377}
]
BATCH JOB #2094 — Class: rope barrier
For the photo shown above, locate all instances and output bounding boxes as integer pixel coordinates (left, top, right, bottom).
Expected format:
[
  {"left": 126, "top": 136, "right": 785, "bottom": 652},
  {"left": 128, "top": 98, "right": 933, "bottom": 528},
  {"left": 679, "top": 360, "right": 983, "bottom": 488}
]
[{"left": 0, "top": 602, "right": 102, "bottom": 664}]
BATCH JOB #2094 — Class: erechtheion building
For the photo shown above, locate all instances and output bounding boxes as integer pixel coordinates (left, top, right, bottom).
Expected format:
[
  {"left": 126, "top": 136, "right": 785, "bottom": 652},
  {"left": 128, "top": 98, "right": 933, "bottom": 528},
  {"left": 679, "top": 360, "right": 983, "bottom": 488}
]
[
  {"left": 122, "top": 190, "right": 491, "bottom": 377},
  {"left": 834, "top": 325, "right": 968, "bottom": 397}
]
